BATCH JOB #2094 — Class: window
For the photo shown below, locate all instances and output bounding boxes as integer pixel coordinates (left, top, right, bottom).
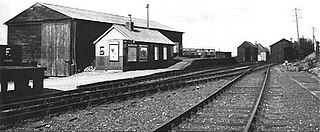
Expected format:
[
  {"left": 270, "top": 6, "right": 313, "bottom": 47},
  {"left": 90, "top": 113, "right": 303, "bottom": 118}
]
[
  {"left": 163, "top": 46, "right": 168, "bottom": 60},
  {"left": 154, "top": 46, "right": 159, "bottom": 60},
  {"left": 139, "top": 45, "right": 148, "bottom": 61},
  {"left": 128, "top": 44, "right": 137, "bottom": 62}
]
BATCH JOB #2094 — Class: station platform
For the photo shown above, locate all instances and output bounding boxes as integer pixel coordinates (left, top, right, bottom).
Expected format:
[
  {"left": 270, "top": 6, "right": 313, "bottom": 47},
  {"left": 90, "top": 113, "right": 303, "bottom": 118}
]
[
  {"left": 2, "top": 57, "right": 238, "bottom": 92},
  {"left": 281, "top": 65, "right": 320, "bottom": 99},
  {"left": 2, "top": 58, "right": 194, "bottom": 92},
  {"left": 43, "top": 58, "right": 197, "bottom": 91}
]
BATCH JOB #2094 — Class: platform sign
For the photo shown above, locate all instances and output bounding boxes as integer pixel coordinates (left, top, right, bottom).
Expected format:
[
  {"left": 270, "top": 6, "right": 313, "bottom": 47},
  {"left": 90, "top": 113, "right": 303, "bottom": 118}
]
[{"left": 109, "top": 44, "right": 119, "bottom": 61}]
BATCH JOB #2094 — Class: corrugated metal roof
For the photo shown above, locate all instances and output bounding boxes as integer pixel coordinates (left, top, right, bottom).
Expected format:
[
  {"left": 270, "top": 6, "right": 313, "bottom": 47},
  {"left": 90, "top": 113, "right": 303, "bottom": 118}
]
[
  {"left": 95, "top": 24, "right": 175, "bottom": 45},
  {"left": 39, "top": 3, "right": 180, "bottom": 32}
]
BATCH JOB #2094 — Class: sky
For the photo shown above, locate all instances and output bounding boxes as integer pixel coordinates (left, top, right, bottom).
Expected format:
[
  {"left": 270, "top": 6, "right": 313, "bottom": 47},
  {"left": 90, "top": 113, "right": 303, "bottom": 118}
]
[{"left": 0, "top": 0, "right": 319, "bottom": 56}]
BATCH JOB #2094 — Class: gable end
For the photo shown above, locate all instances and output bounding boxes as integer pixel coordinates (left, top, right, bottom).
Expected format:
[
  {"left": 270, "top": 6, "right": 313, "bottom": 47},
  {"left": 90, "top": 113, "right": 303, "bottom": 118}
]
[{"left": 5, "top": 3, "right": 70, "bottom": 25}]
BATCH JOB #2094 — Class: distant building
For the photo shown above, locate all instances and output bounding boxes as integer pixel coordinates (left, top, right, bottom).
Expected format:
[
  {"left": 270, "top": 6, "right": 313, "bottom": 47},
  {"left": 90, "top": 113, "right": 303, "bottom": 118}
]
[
  {"left": 182, "top": 48, "right": 232, "bottom": 59},
  {"left": 214, "top": 51, "right": 232, "bottom": 59},
  {"left": 5, "top": 2, "right": 183, "bottom": 76},
  {"left": 270, "top": 38, "right": 295, "bottom": 63},
  {"left": 183, "top": 48, "right": 215, "bottom": 58},
  {"left": 237, "top": 41, "right": 258, "bottom": 62},
  {"left": 255, "top": 43, "right": 269, "bottom": 61}
]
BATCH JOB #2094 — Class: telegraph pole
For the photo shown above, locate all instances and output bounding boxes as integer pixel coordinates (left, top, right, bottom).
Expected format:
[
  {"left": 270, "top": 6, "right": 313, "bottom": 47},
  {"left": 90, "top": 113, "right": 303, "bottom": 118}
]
[
  {"left": 314, "top": 27, "right": 319, "bottom": 62},
  {"left": 294, "top": 8, "right": 301, "bottom": 45}
]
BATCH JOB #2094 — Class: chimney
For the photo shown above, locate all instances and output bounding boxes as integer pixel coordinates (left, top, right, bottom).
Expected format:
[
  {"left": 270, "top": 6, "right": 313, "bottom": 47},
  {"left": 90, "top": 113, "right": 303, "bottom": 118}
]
[
  {"left": 146, "top": 4, "right": 149, "bottom": 28},
  {"left": 126, "top": 14, "right": 134, "bottom": 31}
]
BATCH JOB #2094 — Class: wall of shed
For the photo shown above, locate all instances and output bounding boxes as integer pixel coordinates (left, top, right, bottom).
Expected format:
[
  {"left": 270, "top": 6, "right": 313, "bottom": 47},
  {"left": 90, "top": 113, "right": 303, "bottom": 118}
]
[
  {"left": 95, "top": 39, "right": 124, "bottom": 70},
  {"left": 237, "top": 45, "right": 258, "bottom": 62},
  {"left": 95, "top": 39, "right": 175, "bottom": 71},
  {"left": 8, "top": 23, "right": 42, "bottom": 66},
  {"left": 41, "top": 21, "right": 71, "bottom": 76},
  {"left": 123, "top": 42, "right": 175, "bottom": 71},
  {"left": 270, "top": 41, "right": 294, "bottom": 63}
]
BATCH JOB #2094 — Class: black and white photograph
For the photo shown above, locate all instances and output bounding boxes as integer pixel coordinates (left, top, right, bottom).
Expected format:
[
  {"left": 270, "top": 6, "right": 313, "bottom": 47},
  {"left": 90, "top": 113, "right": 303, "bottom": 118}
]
[{"left": 0, "top": 0, "right": 320, "bottom": 131}]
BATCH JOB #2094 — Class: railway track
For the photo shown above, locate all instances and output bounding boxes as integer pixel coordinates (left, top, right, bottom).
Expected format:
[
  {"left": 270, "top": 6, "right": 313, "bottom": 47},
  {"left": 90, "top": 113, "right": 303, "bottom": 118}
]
[
  {"left": 1, "top": 64, "right": 250, "bottom": 105},
  {"left": 153, "top": 64, "right": 273, "bottom": 131},
  {"left": 0, "top": 64, "right": 253, "bottom": 126}
]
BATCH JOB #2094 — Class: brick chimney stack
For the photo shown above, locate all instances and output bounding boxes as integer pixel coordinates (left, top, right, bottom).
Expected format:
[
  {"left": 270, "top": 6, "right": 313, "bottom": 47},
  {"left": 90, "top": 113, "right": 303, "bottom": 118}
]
[{"left": 126, "top": 14, "right": 134, "bottom": 31}]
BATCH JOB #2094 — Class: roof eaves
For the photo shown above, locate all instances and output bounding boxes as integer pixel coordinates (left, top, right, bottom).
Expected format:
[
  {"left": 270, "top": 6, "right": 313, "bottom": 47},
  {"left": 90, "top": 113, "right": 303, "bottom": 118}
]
[
  {"left": 113, "top": 25, "right": 134, "bottom": 40},
  {"left": 93, "top": 25, "right": 133, "bottom": 45}
]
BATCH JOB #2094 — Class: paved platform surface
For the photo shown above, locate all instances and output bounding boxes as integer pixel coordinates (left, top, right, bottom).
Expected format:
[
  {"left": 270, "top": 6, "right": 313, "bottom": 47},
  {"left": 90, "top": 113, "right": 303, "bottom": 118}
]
[
  {"left": 39, "top": 58, "right": 196, "bottom": 91},
  {"left": 1, "top": 59, "right": 195, "bottom": 92},
  {"left": 281, "top": 65, "right": 320, "bottom": 99}
]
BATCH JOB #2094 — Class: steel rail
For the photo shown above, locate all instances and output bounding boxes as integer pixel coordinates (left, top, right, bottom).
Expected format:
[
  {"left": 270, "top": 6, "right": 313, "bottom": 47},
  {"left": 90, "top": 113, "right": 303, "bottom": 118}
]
[
  {"left": 152, "top": 65, "right": 256, "bottom": 131},
  {"left": 1, "top": 64, "right": 249, "bottom": 105},
  {"left": 0, "top": 66, "right": 250, "bottom": 111},
  {"left": 0, "top": 65, "right": 251, "bottom": 125},
  {"left": 243, "top": 65, "right": 272, "bottom": 132},
  {"left": 152, "top": 64, "right": 271, "bottom": 132}
]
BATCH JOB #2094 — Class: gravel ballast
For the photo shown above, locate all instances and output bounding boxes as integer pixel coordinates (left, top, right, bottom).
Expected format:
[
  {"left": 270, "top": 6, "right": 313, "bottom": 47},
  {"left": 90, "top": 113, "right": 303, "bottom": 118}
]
[
  {"left": 5, "top": 65, "right": 320, "bottom": 131},
  {"left": 7, "top": 78, "right": 232, "bottom": 131},
  {"left": 262, "top": 65, "right": 320, "bottom": 131}
]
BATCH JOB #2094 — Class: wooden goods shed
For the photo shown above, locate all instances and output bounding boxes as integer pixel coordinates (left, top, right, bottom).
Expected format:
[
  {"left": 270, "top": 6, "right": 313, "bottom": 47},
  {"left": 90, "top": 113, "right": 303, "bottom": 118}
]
[
  {"left": 269, "top": 38, "right": 295, "bottom": 63},
  {"left": 94, "top": 23, "right": 175, "bottom": 71},
  {"left": 5, "top": 2, "right": 183, "bottom": 76},
  {"left": 237, "top": 41, "right": 258, "bottom": 62}
]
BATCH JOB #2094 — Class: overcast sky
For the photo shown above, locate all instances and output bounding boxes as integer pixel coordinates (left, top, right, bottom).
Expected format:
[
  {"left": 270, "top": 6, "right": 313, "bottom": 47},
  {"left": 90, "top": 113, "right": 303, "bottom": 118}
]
[{"left": 1, "top": 0, "right": 319, "bottom": 56}]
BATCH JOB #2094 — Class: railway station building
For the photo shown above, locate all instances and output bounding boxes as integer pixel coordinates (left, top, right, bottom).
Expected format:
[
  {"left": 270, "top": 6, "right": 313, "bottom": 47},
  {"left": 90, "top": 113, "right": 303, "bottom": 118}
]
[
  {"left": 93, "top": 22, "right": 176, "bottom": 71},
  {"left": 4, "top": 2, "right": 183, "bottom": 76}
]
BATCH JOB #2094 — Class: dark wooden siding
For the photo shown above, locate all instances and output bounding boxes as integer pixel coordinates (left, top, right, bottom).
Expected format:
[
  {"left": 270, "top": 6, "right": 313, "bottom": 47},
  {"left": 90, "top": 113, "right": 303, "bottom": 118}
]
[
  {"left": 122, "top": 41, "right": 175, "bottom": 71},
  {"left": 270, "top": 40, "right": 294, "bottom": 63},
  {"left": 8, "top": 24, "right": 42, "bottom": 65},
  {"left": 158, "top": 30, "right": 183, "bottom": 56},
  {"left": 74, "top": 20, "right": 112, "bottom": 72},
  {"left": 41, "top": 21, "right": 71, "bottom": 76},
  {"left": 237, "top": 44, "right": 258, "bottom": 62}
]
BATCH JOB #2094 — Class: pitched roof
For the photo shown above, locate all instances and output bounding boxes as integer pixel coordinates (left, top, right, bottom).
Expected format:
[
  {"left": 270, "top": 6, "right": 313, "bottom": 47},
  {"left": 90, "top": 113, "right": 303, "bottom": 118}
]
[
  {"left": 269, "top": 38, "right": 292, "bottom": 47},
  {"left": 94, "top": 24, "right": 175, "bottom": 45},
  {"left": 7, "top": 2, "right": 181, "bottom": 33},
  {"left": 238, "top": 41, "right": 257, "bottom": 48},
  {"left": 255, "top": 43, "right": 269, "bottom": 52}
]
